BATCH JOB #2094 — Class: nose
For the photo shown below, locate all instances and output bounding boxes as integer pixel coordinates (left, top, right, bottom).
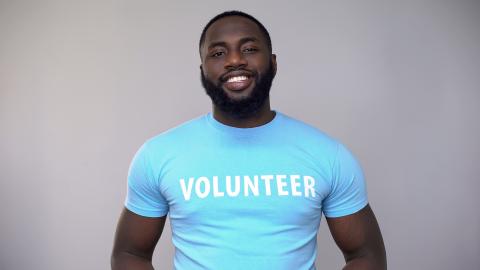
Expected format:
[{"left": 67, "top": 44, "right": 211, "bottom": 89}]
[{"left": 224, "top": 50, "right": 247, "bottom": 70}]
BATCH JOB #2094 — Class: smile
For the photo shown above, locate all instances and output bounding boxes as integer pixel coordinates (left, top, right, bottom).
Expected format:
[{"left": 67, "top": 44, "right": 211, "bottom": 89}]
[
  {"left": 223, "top": 76, "right": 253, "bottom": 91},
  {"left": 227, "top": 76, "right": 249, "bottom": 83}
]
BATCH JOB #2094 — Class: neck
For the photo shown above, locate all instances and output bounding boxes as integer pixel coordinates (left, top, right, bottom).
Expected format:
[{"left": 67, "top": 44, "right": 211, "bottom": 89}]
[{"left": 212, "top": 99, "right": 275, "bottom": 128}]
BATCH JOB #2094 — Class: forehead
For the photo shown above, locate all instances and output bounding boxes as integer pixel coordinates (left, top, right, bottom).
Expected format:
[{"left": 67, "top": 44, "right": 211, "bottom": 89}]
[{"left": 203, "top": 16, "right": 266, "bottom": 46}]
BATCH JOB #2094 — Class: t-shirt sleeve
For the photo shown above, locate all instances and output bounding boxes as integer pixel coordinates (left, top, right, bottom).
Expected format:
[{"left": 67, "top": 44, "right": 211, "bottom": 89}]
[
  {"left": 322, "top": 143, "right": 368, "bottom": 218},
  {"left": 124, "top": 142, "right": 169, "bottom": 217}
]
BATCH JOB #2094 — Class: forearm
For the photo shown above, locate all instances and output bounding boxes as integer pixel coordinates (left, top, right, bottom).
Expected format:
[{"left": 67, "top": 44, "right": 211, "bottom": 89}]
[{"left": 111, "top": 251, "right": 155, "bottom": 270}]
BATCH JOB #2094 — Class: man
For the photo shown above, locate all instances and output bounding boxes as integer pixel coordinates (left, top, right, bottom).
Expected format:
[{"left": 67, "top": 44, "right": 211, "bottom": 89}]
[{"left": 111, "top": 10, "right": 386, "bottom": 270}]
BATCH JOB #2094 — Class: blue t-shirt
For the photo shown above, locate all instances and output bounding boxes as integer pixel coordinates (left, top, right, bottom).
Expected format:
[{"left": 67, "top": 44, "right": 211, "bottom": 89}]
[{"left": 125, "top": 111, "right": 368, "bottom": 270}]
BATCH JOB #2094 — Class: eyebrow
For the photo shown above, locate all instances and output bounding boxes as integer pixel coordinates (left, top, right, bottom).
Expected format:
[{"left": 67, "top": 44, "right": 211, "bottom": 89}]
[{"left": 207, "top": 37, "right": 259, "bottom": 50}]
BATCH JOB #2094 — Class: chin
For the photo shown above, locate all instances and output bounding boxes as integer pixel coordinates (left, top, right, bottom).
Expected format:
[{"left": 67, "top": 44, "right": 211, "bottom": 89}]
[{"left": 222, "top": 86, "right": 255, "bottom": 100}]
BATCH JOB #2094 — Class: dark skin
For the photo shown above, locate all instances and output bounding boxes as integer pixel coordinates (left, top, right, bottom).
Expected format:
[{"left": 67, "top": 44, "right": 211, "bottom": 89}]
[
  {"left": 111, "top": 209, "right": 166, "bottom": 270},
  {"left": 111, "top": 16, "right": 386, "bottom": 270},
  {"left": 200, "top": 16, "right": 277, "bottom": 128}
]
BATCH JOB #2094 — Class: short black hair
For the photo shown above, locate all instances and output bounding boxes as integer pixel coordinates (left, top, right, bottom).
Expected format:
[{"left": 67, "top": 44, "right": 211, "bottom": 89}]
[{"left": 199, "top": 10, "right": 272, "bottom": 55}]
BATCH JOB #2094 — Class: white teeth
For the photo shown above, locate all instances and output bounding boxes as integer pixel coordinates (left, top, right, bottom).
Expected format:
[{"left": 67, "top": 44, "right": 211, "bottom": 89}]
[{"left": 227, "top": 76, "right": 248, "bottom": 83}]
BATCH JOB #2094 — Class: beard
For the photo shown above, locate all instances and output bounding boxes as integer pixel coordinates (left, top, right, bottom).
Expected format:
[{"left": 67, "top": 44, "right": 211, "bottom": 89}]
[{"left": 201, "top": 62, "right": 275, "bottom": 119}]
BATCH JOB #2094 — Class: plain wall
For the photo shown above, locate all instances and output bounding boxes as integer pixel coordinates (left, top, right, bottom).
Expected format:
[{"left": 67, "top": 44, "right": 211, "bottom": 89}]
[{"left": 1, "top": 0, "right": 479, "bottom": 269}]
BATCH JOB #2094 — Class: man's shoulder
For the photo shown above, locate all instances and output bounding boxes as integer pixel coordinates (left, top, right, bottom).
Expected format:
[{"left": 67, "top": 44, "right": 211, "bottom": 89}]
[
  {"left": 278, "top": 112, "right": 339, "bottom": 147},
  {"left": 143, "top": 114, "right": 207, "bottom": 150}
]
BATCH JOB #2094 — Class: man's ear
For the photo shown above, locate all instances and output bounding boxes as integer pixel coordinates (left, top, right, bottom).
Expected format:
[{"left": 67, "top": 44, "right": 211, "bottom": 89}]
[{"left": 271, "top": 54, "right": 277, "bottom": 76}]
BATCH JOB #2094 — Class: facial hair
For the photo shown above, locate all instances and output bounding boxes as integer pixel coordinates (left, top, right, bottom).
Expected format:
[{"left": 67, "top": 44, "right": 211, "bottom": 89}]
[{"left": 201, "top": 62, "right": 275, "bottom": 119}]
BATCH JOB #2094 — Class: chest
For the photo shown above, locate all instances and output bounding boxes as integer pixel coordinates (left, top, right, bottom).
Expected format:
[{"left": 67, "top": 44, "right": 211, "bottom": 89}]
[{"left": 156, "top": 144, "right": 333, "bottom": 226}]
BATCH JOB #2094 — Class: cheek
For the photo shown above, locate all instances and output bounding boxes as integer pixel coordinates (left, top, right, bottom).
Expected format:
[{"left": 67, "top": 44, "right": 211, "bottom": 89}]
[
  {"left": 248, "top": 55, "right": 271, "bottom": 71},
  {"left": 203, "top": 62, "right": 224, "bottom": 79}
]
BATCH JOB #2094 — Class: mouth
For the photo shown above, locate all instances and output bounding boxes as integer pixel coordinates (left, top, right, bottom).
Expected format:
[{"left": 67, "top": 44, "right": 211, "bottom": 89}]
[{"left": 221, "top": 72, "right": 254, "bottom": 92}]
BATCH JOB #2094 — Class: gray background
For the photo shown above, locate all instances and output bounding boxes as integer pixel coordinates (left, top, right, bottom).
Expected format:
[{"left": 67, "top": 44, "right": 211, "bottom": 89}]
[{"left": 1, "top": 0, "right": 479, "bottom": 269}]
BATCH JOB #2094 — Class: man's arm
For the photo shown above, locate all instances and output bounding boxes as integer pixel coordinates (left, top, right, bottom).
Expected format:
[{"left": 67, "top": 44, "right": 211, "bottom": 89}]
[
  {"left": 111, "top": 207, "right": 167, "bottom": 270},
  {"left": 326, "top": 204, "right": 387, "bottom": 270}
]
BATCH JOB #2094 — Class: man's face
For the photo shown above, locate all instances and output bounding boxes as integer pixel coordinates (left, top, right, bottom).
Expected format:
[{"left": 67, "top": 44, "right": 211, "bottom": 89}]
[{"left": 200, "top": 16, "right": 277, "bottom": 119}]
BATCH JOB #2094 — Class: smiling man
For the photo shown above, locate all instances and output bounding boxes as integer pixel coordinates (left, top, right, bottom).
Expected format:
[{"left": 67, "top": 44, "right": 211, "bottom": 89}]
[{"left": 111, "top": 11, "right": 386, "bottom": 270}]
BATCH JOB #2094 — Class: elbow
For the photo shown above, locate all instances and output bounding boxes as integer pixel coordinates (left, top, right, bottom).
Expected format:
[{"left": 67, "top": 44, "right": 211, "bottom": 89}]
[
  {"left": 344, "top": 246, "right": 387, "bottom": 270},
  {"left": 110, "top": 250, "right": 123, "bottom": 270},
  {"left": 110, "top": 250, "right": 154, "bottom": 270}
]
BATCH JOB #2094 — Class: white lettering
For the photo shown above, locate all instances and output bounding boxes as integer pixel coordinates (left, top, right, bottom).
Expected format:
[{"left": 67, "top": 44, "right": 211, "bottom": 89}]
[
  {"left": 304, "top": 175, "right": 315, "bottom": 197},
  {"left": 212, "top": 176, "right": 224, "bottom": 197},
  {"left": 179, "top": 174, "right": 316, "bottom": 200},
  {"left": 244, "top": 175, "right": 259, "bottom": 196},
  {"left": 179, "top": 177, "right": 194, "bottom": 201},
  {"left": 226, "top": 176, "right": 241, "bottom": 197},
  {"left": 195, "top": 176, "right": 210, "bottom": 198},
  {"left": 260, "top": 175, "right": 273, "bottom": 196},
  {"left": 276, "top": 175, "right": 289, "bottom": 196},
  {"left": 290, "top": 175, "right": 302, "bottom": 196}
]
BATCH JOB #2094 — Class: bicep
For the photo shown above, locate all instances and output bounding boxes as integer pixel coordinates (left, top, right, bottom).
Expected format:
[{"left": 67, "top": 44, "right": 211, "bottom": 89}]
[
  {"left": 112, "top": 207, "right": 167, "bottom": 260},
  {"left": 326, "top": 204, "right": 386, "bottom": 263}
]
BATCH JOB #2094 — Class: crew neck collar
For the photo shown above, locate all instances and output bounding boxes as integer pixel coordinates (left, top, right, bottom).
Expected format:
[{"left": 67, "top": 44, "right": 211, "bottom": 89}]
[{"left": 206, "top": 111, "right": 282, "bottom": 135}]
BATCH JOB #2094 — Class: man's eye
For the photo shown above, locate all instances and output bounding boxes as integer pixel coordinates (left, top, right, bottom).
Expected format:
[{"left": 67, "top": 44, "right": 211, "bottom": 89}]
[
  {"left": 211, "top": 51, "right": 224, "bottom": 57},
  {"left": 243, "top": 47, "right": 257, "bottom": 53}
]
